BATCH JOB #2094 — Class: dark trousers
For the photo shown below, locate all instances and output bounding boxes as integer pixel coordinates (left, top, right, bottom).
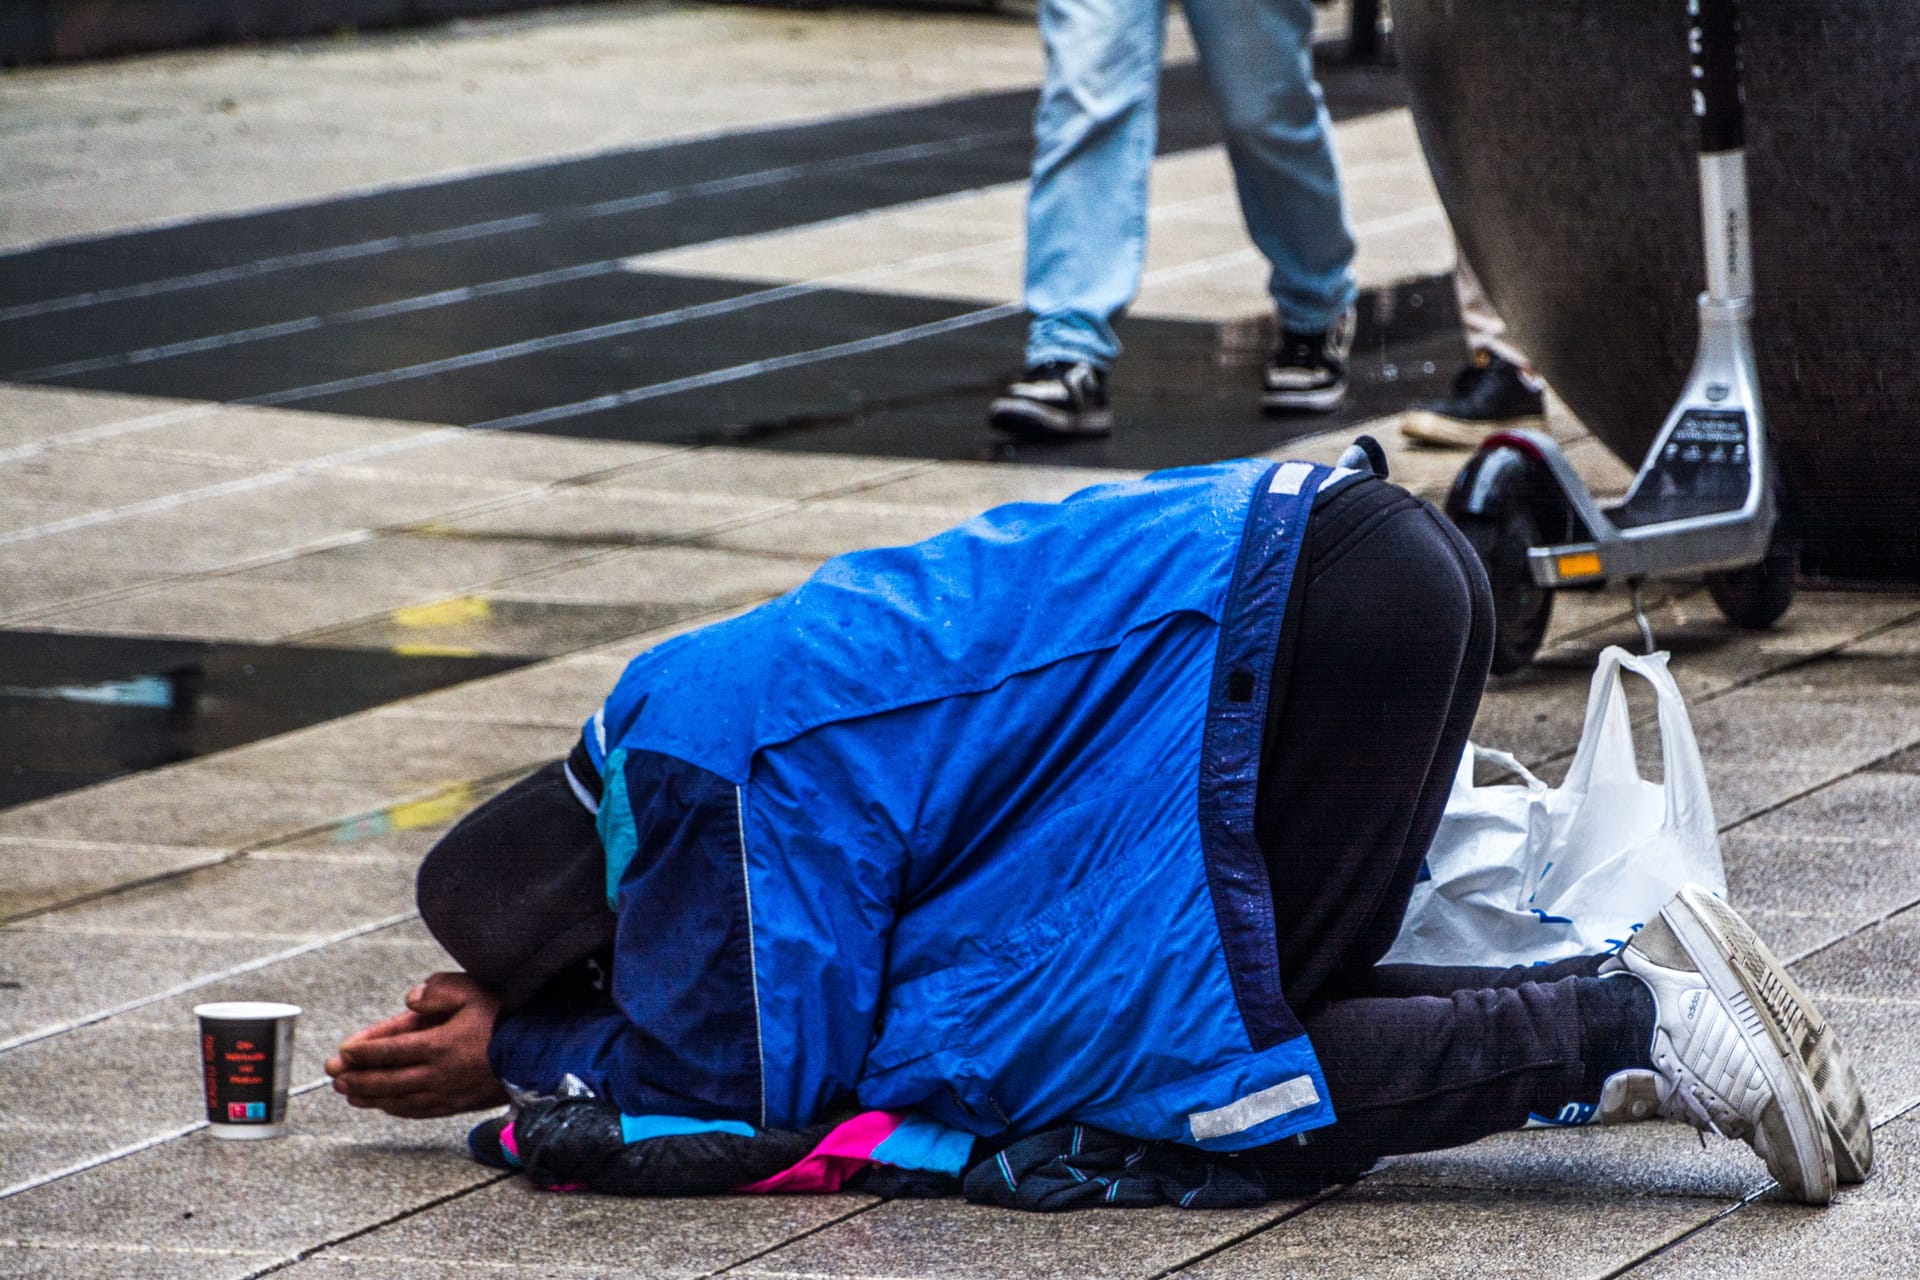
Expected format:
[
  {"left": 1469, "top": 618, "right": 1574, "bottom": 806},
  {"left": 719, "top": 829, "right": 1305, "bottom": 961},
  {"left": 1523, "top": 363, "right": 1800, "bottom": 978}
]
[
  {"left": 1247, "top": 477, "right": 1640, "bottom": 1187},
  {"left": 418, "top": 477, "right": 1646, "bottom": 1178}
]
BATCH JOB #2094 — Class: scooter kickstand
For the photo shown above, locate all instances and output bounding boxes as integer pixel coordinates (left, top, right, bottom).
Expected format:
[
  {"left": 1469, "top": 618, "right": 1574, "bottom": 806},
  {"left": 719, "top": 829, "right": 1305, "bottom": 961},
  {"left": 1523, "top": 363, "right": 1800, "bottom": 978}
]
[{"left": 1629, "top": 579, "right": 1658, "bottom": 655}]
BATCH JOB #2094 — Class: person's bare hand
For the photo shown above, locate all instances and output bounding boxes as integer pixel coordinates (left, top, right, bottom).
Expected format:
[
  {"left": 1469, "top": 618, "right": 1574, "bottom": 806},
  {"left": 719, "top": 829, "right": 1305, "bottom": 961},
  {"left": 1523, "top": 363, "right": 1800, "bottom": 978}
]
[{"left": 325, "top": 972, "right": 509, "bottom": 1119}]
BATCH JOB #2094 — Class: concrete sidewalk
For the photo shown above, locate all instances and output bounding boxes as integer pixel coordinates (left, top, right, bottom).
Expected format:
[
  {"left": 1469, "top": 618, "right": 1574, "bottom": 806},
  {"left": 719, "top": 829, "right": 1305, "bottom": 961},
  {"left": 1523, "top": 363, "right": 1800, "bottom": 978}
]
[{"left": 3, "top": 4, "right": 1918, "bottom": 1277}]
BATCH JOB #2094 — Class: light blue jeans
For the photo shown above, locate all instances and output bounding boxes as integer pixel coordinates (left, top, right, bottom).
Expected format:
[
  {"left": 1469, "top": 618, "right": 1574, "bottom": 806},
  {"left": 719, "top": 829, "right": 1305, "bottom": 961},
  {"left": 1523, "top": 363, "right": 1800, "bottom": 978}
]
[{"left": 1024, "top": 0, "right": 1357, "bottom": 369}]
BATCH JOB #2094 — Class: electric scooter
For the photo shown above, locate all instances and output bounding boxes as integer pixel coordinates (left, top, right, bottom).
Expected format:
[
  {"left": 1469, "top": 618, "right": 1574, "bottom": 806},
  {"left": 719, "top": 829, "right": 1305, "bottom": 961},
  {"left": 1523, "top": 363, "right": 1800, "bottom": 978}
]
[{"left": 1443, "top": 0, "right": 1795, "bottom": 674}]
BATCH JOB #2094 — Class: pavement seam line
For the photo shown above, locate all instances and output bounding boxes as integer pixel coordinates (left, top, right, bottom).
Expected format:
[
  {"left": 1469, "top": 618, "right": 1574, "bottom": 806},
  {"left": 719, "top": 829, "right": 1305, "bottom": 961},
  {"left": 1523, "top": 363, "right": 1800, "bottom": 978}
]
[
  {"left": 3, "top": 195, "right": 1443, "bottom": 551},
  {"left": 10, "top": 177, "right": 1285, "bottom": 386},
  {"left": 0, "top": 444, "right": 715, "bottom": 625},
  {"left": 4, "top": 757, "right": 558, "bottom": 926},
  {"left": 1150, "top": 1185, "right": 1355, "bottom": 1277},
  {"left": 236, "top": 1170, "right": 517, "bottom": 1280},
  {"left": 695, "top": 1198, "right": 888, "bottom": 1279},
  {"left": 1602, "top": 1090, "right": 1920, "bottom": 1278},
  {"left": 0, "top": 125, "right": 1032, "bottom": 324},
  {"left": 0, "top": 910, "right": 419, "bottom": 1055},
  {"left": 0, "top": 1075, "right": 334, "bottom": 1202}
]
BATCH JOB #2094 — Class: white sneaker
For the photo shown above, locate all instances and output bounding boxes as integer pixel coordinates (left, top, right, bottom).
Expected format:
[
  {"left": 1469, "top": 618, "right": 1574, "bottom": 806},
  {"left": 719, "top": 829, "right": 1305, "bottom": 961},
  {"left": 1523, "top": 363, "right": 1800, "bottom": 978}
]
[
  {"left": 1600, "top": 885, "right": 1837, "bottom": 1204},
  {"left": 1662, "top": 884, "right": 1873, "bottom": 1182}
]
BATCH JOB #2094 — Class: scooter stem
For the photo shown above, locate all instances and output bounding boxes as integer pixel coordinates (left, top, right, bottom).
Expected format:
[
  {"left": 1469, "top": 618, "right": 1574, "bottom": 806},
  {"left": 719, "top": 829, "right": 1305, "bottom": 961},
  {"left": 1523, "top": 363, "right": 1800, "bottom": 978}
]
[{"left": 1692, "top": 0, "right": 1752, "bottom": 304}]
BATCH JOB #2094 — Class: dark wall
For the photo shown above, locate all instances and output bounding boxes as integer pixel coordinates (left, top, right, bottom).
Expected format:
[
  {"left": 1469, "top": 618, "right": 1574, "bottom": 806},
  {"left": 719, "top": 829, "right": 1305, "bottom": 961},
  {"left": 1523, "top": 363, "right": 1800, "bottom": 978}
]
[
  {"left": 1, "top": 1, "right": 576, "bottom": 64},
  {"left": 1393, "top": 0, "right": 1920, "bottom": 580}
]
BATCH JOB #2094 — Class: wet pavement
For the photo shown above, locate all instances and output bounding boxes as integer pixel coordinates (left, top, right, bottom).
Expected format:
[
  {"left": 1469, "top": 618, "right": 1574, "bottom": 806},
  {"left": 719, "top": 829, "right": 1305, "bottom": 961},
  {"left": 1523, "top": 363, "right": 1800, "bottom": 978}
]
[{"left": 2, "top": 3, "right": 1918, "bottom": 1278}]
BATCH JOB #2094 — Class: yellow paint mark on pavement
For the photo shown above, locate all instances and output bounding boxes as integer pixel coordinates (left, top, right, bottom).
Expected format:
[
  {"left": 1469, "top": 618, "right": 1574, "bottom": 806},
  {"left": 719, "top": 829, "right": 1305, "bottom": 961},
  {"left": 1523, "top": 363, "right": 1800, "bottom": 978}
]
[
  {"left": 392, "top": 596, "right": 491, "bottom": 628},
  {"left": 331, "top": 782, "right": 479, "bottom": 843}
]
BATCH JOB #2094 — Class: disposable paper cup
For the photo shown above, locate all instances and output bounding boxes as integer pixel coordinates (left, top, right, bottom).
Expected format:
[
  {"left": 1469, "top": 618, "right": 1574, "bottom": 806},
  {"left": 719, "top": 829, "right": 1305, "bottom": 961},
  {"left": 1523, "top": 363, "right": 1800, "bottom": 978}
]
[{"left": 195, "top": 1001, "right": 301, "bottom": 1139}]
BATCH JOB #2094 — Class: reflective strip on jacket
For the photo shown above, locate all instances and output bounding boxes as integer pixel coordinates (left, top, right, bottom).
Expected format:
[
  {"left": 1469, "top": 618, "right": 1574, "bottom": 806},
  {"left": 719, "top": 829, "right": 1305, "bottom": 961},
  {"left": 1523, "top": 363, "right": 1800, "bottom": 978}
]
[{"left": 489, "top": 458, "right": 1354, "bottom": 1151}]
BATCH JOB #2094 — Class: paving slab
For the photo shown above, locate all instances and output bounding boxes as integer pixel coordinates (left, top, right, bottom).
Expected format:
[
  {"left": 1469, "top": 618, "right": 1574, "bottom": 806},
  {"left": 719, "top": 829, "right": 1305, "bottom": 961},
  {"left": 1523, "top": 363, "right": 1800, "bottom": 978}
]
[
  {"left": 0, "top": 765, "right": 392, "bottom": 855},
  {"left": 855, "top": 461, "right": 1137, "bottom": 510},
  {"left": 1626, "top": 1113, "right": 1920, "bottom": 1279},
  {"left": 0, "top": 1090, "right": 495, "bottom": 1258},
  {"left": 1182, "top": 1183, "right": 1724, "bottom": 1280},
  {"left": 33, "top": 532, "right": 614, "bottom": 643},
  {"left": 705, "top": 499, "right": 987, "bottom": 560},
  {"left": 370, "top": 653, "right": 628, "bottom": 728},
  {"left": 0, "top": 385, "right": 205, "bottom": 453},
  {"left": 577, "top": 446, "right": 927, "bottom": 501},
  {"left": 302, "top": 596, "right": 687, "bottom": 657},
  {"left": 11, "top": 855, "right": 417, "bottom": 945},
  {"left": 80, "top": 406, "right": 429, "bottom": 468},
  {"left": 195, "top": 715, "right": 568, "bottom": 793},
  {"left": 321, "top": 1178, "right": 870, "bottom": 1277},
  {"left": 732, "top": 1196, "right": 1295, "bottom": 1280},
  {"left": 1, "top": 448, "right": 261, "bottom": 536},
  {"left": 420, "top": 486, "right": 790, "bottom": 546},
  {"left": 0, "top": 926, "right": 455, "bottom": 1189},
  {"left": 503, "top": 543, "right": 815, "bottom": 608},
  {"left": 0, "top": 838, "right": 231, "bottom": 922}
]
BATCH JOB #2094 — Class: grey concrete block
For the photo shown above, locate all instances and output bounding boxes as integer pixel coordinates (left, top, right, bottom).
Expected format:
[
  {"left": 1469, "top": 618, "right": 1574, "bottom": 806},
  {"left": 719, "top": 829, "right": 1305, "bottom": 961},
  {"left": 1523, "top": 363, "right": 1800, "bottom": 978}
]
[
  {"left": 0, "top": 1240, "right": 286, "bottom": 1280},
  {"left": 0, "top": 839, "right": 230, "bottom": 923},
  {"left": 1630, "top": 1115, "right": 1920, "bottom": 1278},
  {"left": 0, "top": 1092, "right": 498, "bottom": 1257},
  {"left": 329, "top": 1178, "right": 868, "bottom": 1276},
  {"left": 580, "top": 446, "right": 924, "bottom": 503},
  {"left": 1793, "top": 911, "right": 1920, "bottom": 1004},
  {"left": 0, "top": 766, "right": 394, "bottom": 851},
  {"left": 508, "top": 544, "right": 812, "bottom": 609},
  {"left": 706, "top": 500, "right": 980, "bottom": 562},
  {"left": 1370, "top": 1122, "right": 1774, "bottom": 1202},
  {"left": 19, "top": 856, "right": 418, "bottom": 944},
  {"left": 428, "top": 488, "right": 785, "bottom": 546},
  {"left": 0, "top": 926, "right": 450, "bottom": 1143},
  {"left": 305, "top": 597, "right": 685, "bottom": 659},
  {"left": 733, "top": 1196, "right": 1294, "bottom": 1280},
  {"left": 856, "top": 463, "right": 1132, "bottom": 511},
  {"left": 198, "top": 717, "right": 566, "bottom": 794},
  {"left": 0, "top": 931, "right": 267, "bottom": 1044},
  {"left": 1181, "top": 1183, "right": 1722, "bottom": 1280},
  {"left": 371, "top": 654, "right": 626, "bottom": 729},
  {"left": 0, "top": 385, "right": 197, "bottom": 452},
  {"left": 4, "top": 448, "right": 259, "bottom": 538}
]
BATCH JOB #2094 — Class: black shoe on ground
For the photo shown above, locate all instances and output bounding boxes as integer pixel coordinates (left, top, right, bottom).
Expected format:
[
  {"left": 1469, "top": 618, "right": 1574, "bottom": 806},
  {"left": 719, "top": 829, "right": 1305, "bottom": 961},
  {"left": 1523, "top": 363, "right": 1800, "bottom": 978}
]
[
  {"left": 1262, "top": 305, "right": 1355, "bottom": 413},
  {"left": 1400, "top": 349, "right": 1546, "bottom": 447},
  {"left": 989, "top": 361, "right": 1114, "bottom": 438}
]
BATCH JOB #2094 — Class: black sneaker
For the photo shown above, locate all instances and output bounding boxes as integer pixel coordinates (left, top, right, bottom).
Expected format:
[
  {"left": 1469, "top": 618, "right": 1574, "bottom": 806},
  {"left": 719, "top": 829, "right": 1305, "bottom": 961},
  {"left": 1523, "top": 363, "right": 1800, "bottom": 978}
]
[
  {"left": 989, "top": 361, "right": 1113, "bottom": 438},
  {"left": 1262, "top": 305, "right": 1355, "bottom": 413},
  {"left": 1400, "top": 349, "right": 1546, "bottom": 447}
]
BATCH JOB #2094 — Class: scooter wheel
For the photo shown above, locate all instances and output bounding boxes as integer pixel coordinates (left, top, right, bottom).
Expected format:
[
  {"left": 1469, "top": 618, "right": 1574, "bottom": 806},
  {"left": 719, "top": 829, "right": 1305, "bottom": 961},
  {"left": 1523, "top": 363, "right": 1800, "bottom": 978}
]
[
  {"left": 1706, "top": 518, "right": 1798, "bottom": 629},
  {"left": 1448, "top": 500, "right": 1550, "bottom": 677}
]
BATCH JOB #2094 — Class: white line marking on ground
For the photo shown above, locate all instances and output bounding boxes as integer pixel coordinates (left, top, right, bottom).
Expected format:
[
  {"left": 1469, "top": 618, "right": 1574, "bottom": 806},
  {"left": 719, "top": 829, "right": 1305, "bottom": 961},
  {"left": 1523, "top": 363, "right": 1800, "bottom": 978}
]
[
  {"left": 0, "top": 912, "right": 419, "bottom": 1054},
  {"left": 0, "top": 129, "right": 1024, "bottom": 324},
  {"left": 0, "top": 196, "right": 1444, "bottom": 548},
  {"left": 0, "top": 1075, "right": 331, "bottom": 1201}
]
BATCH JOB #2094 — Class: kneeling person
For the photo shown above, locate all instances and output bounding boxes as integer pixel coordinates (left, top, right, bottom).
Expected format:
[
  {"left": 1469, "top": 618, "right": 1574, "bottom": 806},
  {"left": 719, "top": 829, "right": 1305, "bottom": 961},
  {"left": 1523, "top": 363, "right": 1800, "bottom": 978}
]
[{"left": 328, "top": 459, "right": 1868, "bottom": 1204}]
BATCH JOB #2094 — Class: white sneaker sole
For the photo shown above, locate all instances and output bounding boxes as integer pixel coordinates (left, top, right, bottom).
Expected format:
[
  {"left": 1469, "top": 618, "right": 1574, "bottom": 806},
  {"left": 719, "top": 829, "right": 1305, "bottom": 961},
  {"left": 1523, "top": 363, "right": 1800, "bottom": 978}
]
[
  {"left": 1673, "top": 885, "right": 1873, "bottom": 1183},
  {"left": 1662, "top": 888, "right": 1839, "bottom": 1203},
  {"left": 988, "top": 397, "right": 1113, "bottom": 438},
  {"left": 1261, "top": 383, "right": 1346, "bottom": 413}
]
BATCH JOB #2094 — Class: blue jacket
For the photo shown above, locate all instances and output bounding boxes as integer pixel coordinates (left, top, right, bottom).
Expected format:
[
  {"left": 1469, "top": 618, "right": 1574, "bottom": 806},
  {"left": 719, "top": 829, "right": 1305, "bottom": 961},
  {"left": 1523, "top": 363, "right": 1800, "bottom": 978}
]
[{"left": 490, "top": 459, "right": 1353, "bottom": 1151}]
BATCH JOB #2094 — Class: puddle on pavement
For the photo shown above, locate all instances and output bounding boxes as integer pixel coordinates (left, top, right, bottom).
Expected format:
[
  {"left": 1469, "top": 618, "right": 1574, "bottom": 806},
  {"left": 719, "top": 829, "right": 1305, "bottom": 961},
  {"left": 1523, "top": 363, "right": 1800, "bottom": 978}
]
[{"left": 0, "top": 630, "right": 530, "bottom": 811}]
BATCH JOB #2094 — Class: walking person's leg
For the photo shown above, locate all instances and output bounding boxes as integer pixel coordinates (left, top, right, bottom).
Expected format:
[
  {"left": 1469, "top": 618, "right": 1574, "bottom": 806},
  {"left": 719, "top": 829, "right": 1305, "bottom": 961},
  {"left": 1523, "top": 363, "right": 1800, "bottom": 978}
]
[
  {"left": 1182, "top": 0, "right": 1357, "bottom": 411},
  {"left": 1402, "top": 250, "right": 1548, "bottom": 447},
  {"left": 989, "top": 0, "right": 1166, "bottom": 438}
]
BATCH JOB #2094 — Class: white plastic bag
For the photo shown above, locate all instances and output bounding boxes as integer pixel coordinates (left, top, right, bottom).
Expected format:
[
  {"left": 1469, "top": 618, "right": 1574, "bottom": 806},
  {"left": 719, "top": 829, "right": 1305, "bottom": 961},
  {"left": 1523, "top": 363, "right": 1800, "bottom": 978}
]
[{"left": 1382, "top": 646, "right": 1726, "bottom": 967}]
